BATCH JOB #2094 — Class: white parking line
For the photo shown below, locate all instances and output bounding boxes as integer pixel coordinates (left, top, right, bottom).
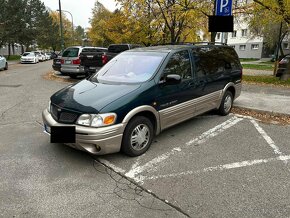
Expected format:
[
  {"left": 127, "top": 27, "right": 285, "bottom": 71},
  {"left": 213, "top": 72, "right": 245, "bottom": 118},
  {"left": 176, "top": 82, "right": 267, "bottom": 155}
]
[
  {"left": 143, "top": 155, "right": 290, "bottom": 181},
  {"left": 126, "top": 116, "right": 243, "bottom": 182},
  {"left": 251, "top": 120, "right": 285, "bottom": 158},
  {"left": 186, "top": 116, "right": 243, "bottom": 146}
]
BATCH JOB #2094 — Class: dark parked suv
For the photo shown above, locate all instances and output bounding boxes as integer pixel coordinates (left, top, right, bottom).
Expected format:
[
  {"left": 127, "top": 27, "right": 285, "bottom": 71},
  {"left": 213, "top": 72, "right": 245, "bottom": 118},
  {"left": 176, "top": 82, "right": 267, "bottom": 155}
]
[{"left": 42, "top": 43, "right": 242, "bottom": 156}]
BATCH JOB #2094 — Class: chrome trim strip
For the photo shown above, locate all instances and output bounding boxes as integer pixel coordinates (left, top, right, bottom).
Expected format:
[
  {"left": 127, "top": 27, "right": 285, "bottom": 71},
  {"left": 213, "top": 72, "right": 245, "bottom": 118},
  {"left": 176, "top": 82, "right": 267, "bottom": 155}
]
[{"left": 159, "top": 90, "right": 222, "bottom": 130}]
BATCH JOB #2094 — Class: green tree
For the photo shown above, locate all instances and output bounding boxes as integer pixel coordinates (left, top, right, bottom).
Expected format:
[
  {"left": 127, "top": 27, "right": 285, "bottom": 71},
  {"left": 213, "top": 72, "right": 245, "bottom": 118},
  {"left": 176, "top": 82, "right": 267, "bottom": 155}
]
[
  {"left": 250, "top": 0, "right": 290, "bottom": 80},
  {"left": 74, "top": 25, "right": 85, "bottom": 46}
]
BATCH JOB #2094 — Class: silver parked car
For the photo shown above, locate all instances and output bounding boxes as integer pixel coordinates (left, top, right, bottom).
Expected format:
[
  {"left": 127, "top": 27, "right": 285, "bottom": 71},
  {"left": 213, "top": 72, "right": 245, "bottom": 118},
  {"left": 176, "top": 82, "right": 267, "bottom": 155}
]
[
  {"left": 0, "top": 55, "right": 8, "bottom": 70},
  {"left": 60, "top": 46, "right": 85, "bottom": 78}
]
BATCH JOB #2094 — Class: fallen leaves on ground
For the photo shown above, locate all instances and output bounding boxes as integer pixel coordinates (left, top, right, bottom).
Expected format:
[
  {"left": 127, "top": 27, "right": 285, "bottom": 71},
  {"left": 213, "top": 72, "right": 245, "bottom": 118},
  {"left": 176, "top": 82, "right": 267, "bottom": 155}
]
[
  {"left": 43, "top": 71, "right": 77, "bottom": 83},
  {"left": 232, "top": 107, "right": 290, "bottom": 125}
]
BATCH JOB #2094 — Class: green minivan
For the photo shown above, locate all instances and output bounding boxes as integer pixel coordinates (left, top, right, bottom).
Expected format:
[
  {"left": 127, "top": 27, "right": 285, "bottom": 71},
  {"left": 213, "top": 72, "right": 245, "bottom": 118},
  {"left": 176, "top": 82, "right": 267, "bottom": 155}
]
[{"left": 42, "top": 44, "right": 242, "bottom": 156}]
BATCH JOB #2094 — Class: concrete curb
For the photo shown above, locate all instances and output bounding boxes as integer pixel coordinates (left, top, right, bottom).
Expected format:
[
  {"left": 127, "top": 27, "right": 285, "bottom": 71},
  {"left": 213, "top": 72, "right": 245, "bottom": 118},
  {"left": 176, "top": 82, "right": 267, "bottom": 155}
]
[{"left": 233, "top": 106, "right": 290, "bottom": 118}]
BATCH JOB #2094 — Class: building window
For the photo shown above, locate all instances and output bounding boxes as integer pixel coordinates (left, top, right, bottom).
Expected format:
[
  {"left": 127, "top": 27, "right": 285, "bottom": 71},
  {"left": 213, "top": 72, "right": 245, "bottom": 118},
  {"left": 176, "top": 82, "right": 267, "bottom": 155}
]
[
  {"left": 216, "top": 33, "right": 221, "bottom": 40},
  {"left": 283, "top": 43, "right": 289, "bottom": 49},
  {"left": 239, "top": 45, "right": 246, "bottom": 50},
  {"left": 232, "top": 31, "right": 237, "bottom": 38},
  {"left": 251, "top": 44, "right": 259, "bottom": 50},
  {"left": 241, "top": 29, "right": 247, "bottom": 37}
]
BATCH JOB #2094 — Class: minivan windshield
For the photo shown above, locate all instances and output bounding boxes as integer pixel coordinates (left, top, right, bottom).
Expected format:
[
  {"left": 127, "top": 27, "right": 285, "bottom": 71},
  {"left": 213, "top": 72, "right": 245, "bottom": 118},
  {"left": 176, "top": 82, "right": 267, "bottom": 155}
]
[
  {"left": 92, "top": 52, "right": 166, "bottom": 84},
  {"left": 62, "top": 48, "right": 79, "bottom": 57}
]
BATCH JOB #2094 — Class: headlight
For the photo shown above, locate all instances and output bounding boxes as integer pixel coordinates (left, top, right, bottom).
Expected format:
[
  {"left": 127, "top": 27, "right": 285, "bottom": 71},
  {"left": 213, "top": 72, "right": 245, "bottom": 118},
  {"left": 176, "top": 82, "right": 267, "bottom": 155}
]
[
  {"left": 76, "top": 113, "right": 117, "bottom": 127},
  {"left": 48, "top": 100, "right": 51, "bottom": 113}
]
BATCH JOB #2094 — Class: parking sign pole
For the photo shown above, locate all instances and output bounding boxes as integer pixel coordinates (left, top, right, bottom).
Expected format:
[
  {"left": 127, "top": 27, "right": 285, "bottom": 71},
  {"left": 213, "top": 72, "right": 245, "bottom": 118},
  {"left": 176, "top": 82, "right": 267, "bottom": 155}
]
[{"left": 58, "top": 0, "right": 64, "bottom": 51}]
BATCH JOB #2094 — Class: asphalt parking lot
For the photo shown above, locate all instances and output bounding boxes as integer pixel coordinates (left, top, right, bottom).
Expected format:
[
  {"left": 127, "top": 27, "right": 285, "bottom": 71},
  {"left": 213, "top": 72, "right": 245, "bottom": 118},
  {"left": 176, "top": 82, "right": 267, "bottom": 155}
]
[{"left": 1, "top": 61, "right": 290, "bottom": 217}]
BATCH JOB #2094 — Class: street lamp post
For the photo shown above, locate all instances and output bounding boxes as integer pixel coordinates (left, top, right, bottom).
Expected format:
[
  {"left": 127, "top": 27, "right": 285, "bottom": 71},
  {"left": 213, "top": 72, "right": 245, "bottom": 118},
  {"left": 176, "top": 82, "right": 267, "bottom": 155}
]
[
  {"left": 58, "top": 0, "right": 64, "bottom": 51},
  {"left": 57, "top": 9, "right": 74, "bottom": 45}
]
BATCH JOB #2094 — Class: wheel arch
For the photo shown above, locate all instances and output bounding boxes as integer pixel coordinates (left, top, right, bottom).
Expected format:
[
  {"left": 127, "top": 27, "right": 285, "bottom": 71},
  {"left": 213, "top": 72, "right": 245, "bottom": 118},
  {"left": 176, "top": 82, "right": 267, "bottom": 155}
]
[{"left": 122, "top": 105, "right": 161, "bottom": 135}]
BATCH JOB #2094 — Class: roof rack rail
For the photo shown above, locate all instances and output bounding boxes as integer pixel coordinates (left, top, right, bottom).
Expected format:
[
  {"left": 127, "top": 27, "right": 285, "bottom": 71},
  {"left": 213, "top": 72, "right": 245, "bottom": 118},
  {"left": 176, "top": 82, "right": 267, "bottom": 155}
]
[
  {"left": 150, "top": 42, "right": 228, "bottom": 46},
  {"left": 191, "top": 42, "right": 227, "bottom": 45}
]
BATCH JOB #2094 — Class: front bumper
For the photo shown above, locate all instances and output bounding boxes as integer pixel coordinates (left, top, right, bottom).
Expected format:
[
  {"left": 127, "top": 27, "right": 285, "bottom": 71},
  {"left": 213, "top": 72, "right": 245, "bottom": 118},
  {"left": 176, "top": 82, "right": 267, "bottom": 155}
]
[
  {"left": 21, "top": 59, "right": 35, "bottom": 63},
  {"left": 42, "top": 109, "right": 125, "bottom": 155}
]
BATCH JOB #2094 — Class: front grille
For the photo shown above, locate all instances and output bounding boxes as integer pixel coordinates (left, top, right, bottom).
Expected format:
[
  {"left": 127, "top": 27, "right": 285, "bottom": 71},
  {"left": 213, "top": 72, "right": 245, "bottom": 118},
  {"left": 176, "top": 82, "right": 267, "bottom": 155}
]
[
  {"left": 51, "top": 104, "right": 79, "bottom": 124},
  {"left": 59, "top": 112, "right": 78, "bottom": 123}
]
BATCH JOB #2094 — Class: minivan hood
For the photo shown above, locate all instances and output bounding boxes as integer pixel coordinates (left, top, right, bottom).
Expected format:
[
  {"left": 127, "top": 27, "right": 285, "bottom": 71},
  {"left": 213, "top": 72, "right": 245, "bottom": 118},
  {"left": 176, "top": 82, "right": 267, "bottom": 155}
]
[{"left": 51, "top": 79, "right": 141, "bottom": 113}]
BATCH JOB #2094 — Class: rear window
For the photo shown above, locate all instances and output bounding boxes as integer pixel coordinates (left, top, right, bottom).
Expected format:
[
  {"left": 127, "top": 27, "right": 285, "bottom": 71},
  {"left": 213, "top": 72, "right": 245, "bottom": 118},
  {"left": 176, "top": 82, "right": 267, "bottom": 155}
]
[
  {"left": 82, "top": 48, "right": 107, "bottom": 53},
  {"left": 62, "top": 48, "right": 80, "bottom": 57},
  {"left": 22, "top": 52, "right": 34, "bottom": 57},
  {"left": 108, "top": 45, "right": 129, "bottom": 53}
]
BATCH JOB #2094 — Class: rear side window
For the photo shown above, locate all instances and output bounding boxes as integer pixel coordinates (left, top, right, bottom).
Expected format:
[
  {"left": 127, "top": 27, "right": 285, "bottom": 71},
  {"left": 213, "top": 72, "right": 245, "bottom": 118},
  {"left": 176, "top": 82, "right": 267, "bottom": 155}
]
[
  {"left": 62, "top": 48, "right": 80, "bottom": 57},
  {"left": 108, "top": 45, "right": 129, "bottom": 53},
  {"left": 192, "top": 46, "right": 241, "bottom": 77}
]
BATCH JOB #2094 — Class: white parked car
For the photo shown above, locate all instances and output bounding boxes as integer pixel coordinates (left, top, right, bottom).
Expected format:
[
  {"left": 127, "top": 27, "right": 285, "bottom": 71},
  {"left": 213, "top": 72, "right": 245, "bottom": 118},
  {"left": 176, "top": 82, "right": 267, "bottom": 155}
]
[
  {"left": 21, "top": 52, "right": 39, "bottom": 64},
  {"left": 32, "top": 51, "right": 45, "bottom": 62},
  {"left": 44, "top": 53, "right": 50, "bottom": 60},
  {"left": 0, "top": 55, "right": 8, "bottom": 70}
]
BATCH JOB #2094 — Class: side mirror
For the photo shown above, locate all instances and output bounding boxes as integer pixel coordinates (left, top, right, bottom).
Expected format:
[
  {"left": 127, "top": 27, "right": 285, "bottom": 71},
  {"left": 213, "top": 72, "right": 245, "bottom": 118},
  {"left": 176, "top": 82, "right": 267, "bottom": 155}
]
[{"left": 165, "top": 74, "right": 181, "bottom": 85}]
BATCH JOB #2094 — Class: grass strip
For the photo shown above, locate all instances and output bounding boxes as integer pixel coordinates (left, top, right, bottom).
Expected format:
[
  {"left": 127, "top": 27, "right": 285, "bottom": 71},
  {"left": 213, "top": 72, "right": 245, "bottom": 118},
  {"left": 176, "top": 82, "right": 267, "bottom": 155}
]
[
  {"left": 242, "top": 64, "right": 273, "bottom": 70},
  {"left": 243, "top": 75, "right": 290, "bottom": 86}
]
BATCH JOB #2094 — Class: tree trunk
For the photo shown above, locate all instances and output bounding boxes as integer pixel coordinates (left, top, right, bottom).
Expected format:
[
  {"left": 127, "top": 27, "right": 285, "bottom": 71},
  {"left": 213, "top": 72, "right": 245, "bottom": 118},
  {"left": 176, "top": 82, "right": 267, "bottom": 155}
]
[
  {"left": 12, "top": 43, "right": 15, "bottom": 55},
  {"left": 280, "top": 61, "right": 290, "bottom": 80},
  {"left": 8, "top": 43, "right": 11, "bottom": 58}
]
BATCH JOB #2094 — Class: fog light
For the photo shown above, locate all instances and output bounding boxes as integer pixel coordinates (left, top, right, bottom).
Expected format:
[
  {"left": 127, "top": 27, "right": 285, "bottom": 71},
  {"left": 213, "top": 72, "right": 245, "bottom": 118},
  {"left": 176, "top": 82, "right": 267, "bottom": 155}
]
[{"left": 95, "top": 144, "right": 101, "bottom": 152}]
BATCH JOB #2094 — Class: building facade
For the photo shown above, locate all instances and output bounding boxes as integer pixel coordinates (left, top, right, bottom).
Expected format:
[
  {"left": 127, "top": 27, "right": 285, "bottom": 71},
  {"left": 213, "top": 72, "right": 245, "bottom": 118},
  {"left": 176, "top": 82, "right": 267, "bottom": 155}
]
[{"left": 214, "top": 0, "right": 289, "bottom": 59}]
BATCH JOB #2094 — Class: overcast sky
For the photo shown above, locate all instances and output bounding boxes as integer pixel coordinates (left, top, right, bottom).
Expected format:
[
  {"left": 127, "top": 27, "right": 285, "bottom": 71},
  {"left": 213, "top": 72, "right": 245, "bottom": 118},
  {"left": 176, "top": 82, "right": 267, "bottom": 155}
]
[{"left": 40, "top": 0, "right": 118, "bottom": 29}]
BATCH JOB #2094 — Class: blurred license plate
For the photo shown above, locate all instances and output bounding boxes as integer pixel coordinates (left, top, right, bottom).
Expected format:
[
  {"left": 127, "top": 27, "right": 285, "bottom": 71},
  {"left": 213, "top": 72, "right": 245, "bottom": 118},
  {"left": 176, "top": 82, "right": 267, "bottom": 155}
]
[
  {"left": 50, "top": 126, "right": 76, "bottom": 143},
  {"left": 65, "top": 60, "right": 71, "bottom": 64},
  {"left": 89, "top": 67, "right": 96, "bottom": 70}
]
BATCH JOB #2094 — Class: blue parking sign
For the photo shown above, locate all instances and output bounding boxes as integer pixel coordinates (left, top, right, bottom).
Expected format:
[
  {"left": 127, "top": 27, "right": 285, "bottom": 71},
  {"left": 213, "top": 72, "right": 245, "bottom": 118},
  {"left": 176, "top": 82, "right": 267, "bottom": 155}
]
[{"left": 216, "top": 0, "right": 233, "bottom": 16}]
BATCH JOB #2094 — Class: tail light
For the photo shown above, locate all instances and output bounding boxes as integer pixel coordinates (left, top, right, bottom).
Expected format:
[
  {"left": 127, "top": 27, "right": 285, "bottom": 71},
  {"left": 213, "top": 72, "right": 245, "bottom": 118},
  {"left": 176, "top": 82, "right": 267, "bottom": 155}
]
[
  {"left": 102, "top": 54, "right": 108, "bottom": 65},
  {"left": 72, "top": 58, "right": 81, "bottom": 65},
  {"left": 60, "top": 59, "right": 64, "bottom": 64}
]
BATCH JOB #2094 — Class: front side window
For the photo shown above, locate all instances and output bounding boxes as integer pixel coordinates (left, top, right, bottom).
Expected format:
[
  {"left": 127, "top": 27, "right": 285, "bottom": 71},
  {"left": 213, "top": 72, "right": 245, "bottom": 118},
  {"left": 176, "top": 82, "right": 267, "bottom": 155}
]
[
  {"left": 93, "top": 52, "right": 165, "bottom": 83},
  {"left": 162, "top": 50, "right": 192, "bottom": 80}
]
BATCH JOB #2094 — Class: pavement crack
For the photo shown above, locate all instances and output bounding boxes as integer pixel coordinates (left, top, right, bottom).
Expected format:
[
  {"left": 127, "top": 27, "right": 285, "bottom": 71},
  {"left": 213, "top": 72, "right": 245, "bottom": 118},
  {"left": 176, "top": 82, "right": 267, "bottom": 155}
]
[
  {"left": 0, "top": 98, "right": 29, "bottom": 119},
  {"left": 92, "top": 157, "right": 190, "bottom": 217}
]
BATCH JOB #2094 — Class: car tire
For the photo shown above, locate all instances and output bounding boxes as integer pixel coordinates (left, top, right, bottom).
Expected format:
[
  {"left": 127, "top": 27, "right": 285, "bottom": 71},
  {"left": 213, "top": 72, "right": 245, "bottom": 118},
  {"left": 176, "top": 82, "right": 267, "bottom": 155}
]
[
  {"left": 218, "top": 90, "right": 233, "bottom": 116},
  {"left": 121, "top": 116, "right": 154, "bottom": 157},
  {"left": 4, "top": 62, "right": 8, "bottom": 70}
]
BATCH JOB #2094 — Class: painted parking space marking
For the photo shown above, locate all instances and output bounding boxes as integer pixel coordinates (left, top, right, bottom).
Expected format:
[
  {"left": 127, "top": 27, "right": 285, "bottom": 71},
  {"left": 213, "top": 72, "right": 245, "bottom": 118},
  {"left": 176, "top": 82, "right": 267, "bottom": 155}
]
[
  {"left": 125, "top": 116, "right": 243, "bottom": 181},
  {"left": 186, "top": 116, "right": 243, "bottom": 146},
  {"left": 142, "top": 155, "right": 290, "bottom": 181},
  {"left": 98, "top": 115, "right": 287, "bottom": 185},
  {"left": 251, "top": 119, "right": 284, "bottom": 156}
]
